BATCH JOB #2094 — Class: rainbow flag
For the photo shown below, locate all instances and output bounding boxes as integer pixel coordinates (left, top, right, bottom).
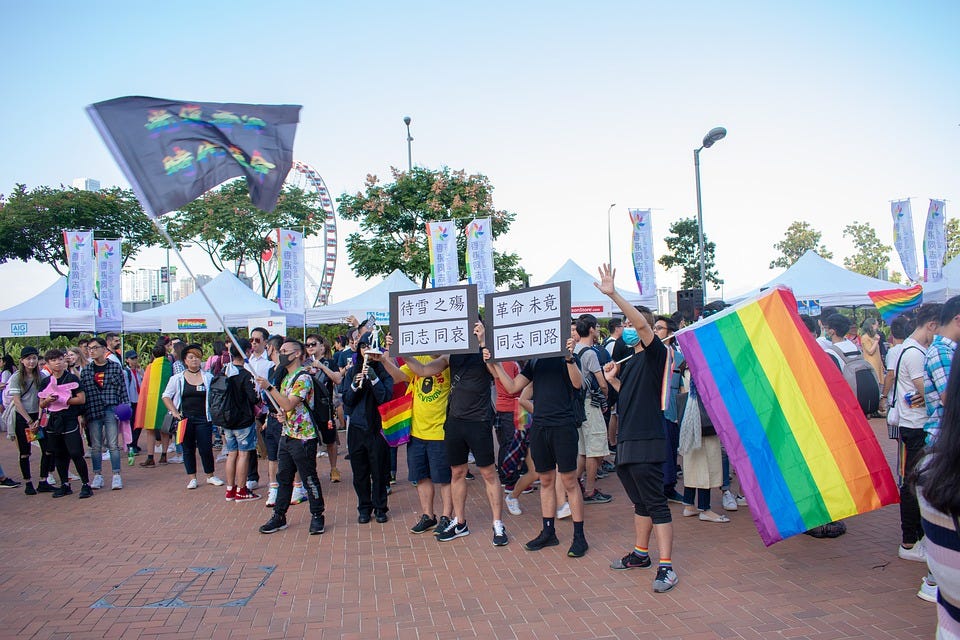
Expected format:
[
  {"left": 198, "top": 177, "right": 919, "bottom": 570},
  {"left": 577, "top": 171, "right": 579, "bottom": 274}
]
[
  {"left": 378, "top": 392, "right": 413, "bottom": 447},
  {"left": 867, "top": 284, "right": 923, "bottom": 323},
  {"left": 674, "top": 287, "right": 899, "bottom": 546},
  {"left": 134, "top": 357, "right": 172, "bottom": 431},
  {"left": 176, "top": 418, "right": 188, "bottom": 445}
]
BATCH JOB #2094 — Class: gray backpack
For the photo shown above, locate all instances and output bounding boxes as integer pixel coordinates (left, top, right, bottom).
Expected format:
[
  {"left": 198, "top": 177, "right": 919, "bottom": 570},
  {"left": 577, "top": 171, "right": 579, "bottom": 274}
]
[{"left": 827, "top": 344, "right": 880, "bottom": 416}]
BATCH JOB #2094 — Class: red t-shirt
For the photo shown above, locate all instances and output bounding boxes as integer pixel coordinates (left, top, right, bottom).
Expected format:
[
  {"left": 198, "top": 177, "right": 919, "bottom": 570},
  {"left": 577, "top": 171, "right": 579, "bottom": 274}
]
[{"left": 494, "top": 360, "right": 520, "bottom": 412}]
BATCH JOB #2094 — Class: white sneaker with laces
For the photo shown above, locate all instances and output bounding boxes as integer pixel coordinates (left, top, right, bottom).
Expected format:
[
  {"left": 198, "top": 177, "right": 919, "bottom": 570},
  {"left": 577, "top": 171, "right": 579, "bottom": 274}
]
[
  {"left": 265, "top": 485, "right": 279, "bottom": 507},
  {"left": 206, "top": 475, "right": 225, "bottom": 486},
  {"left": 111, "top": 475, "right": 123, "bottom": 490},
  {"left": 736, "top": 494, "right": 748, "bottom": 507},
  {"left": 898, "top": 539, "right": 927, "bottom": 562},
  {"left": 556, "top": 502, "right": 572, "bottom": 519},
  {"left": 291, "top": 486, "right": 308, "bottom": 504},
  {"left": 168, "top": 455, "right": 183, "bottom": 464},
  {"left": 722, "top": 490, "right": 738, "bottom": 511},
  {"left": 68, "top": 471, "right": 81, "bottom": 481},
  {"left": 505, "top": 494, "right": 522, "bottom": 516},
  {"left": 917, "top": 575, "right": 938, "bottom": 603},
  {"left": 186, "top": 478, "right": 198, "bottom": 489},
  {"left": 46, "top": 474, "right": 56, "bottom": 485},
  {"left": 246, "top": 480, "right": 259, "bottom": 491},
  {"left": 91, "top": 474, "right": 104, "bottom": 490},
  {"left": 167, "top": 444, "right": 176, "bottom": 453}
]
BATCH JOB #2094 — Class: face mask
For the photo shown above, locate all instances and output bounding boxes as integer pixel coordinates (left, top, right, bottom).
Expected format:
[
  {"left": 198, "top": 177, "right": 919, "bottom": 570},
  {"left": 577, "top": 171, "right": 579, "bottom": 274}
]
[
  {"left": 622, "top": 327, "right": 640, "bottom": 347},
  {"left": 277, "top": 353, "right": 293, "bottom": 370}
]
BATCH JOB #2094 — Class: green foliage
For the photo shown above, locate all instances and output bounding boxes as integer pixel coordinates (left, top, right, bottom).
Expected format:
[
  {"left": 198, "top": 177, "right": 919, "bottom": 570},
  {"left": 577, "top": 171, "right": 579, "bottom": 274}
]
[
  {"left": 945, "top": 218, "right": 960, "bottom": 263},
  {"left": 337, "top": 166, "right": 528, "bottom": 288},
  {"left": 843, "top": 221, "right": 891, "bottom": 277},
  {"left": 167, "top": 179, "right": 325, "bottom": 299},
  {"left": 770, "top": 221, "right": 833, "bottom": 269},
  {"left": 658, "top": 217, "right": 722, "bottom": 290},
  {"left": 0, "top": 184, "right": 161, "bottom": 275}
]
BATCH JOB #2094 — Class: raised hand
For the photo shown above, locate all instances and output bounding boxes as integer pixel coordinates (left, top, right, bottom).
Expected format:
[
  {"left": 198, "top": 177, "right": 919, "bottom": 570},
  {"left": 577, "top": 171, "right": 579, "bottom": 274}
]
[{"left": 594, "top": 263, "right": 616, "bottom": 296}]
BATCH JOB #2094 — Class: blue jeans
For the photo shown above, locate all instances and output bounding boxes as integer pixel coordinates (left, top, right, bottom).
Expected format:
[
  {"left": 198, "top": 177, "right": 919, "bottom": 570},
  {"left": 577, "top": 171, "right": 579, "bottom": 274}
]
[
  {"left": 88, "top": 410, "right": 121, "bottom": 474},
  {"left": 223, "top": 425, "right": 257, "bottom": 452}
]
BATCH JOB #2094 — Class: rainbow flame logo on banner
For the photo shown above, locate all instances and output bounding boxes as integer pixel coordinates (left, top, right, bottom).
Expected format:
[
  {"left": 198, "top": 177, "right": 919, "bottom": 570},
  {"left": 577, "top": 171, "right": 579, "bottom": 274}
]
[
  {"left": 674, "top": 286, "right": 899, "bottom": 546},
  {"left": 868, "top": 284, "right": 923, "bottom": 323}
]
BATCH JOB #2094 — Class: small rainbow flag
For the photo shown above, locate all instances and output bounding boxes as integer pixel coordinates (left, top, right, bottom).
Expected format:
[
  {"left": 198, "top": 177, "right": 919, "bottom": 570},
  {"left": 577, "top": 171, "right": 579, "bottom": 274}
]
[
  {"left": 134, "top": 356, "right": 172, "bottom": 431},
  {"left": 378, "top": 392, "right": 413, "bottom": 447},
  {"left": 867, "top": 284, "right": 923, "bottom": 323},
  {"left": 675, "top": 286, "right": 899, "bottom": 546},
  {"left": 176, "top": 418, "right": 188, "bottom": 445}
]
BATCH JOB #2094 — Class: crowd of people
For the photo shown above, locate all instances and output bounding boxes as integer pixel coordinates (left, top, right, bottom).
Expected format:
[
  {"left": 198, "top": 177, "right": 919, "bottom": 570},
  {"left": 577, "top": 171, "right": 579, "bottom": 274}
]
[{"left": 1, "top": 271, "right": 958, "bottom": 619}]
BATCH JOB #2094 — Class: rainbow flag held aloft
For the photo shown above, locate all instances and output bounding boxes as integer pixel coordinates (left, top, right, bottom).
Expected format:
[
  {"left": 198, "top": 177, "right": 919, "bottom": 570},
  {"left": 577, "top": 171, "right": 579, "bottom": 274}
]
[
  {"left": 674, "top": 286, "right": 899, "bottom": 546},
  {"left": 134, "top": 356, "right": 172, "bottom": 431},
  {"left": 378, "top": 392, "right": 413, "bottom": 448},
  {"left": 868, "top": 284, "right": 923, "bottom": 323}
]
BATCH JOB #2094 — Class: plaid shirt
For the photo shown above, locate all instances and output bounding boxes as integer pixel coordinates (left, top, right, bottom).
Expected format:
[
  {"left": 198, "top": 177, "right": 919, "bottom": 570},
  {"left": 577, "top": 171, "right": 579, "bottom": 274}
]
[
  {"left": 923, "top": 334, "right": 957, "bottom": 443},
  {"left": 80, "top": 359, "right": 130, "bottom": 421}
]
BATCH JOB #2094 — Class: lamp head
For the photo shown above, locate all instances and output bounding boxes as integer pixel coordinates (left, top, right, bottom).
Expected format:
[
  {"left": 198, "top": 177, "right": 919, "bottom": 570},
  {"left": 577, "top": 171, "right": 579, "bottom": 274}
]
[
  {"left": 403, "top": 116, "right": 411, "bottom": 126},
  {"left": 701, "top": 126, "right": 727, "bottom": 149}
]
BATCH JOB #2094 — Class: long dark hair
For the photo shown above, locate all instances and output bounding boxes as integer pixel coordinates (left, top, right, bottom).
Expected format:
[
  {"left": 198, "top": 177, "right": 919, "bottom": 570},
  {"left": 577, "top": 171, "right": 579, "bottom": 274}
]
[
  {"left": 917, "top": 356, "right": 960, "bottom": 516},
  {"left": 1, "top": 354, "right": 14, "bottom": 374}
]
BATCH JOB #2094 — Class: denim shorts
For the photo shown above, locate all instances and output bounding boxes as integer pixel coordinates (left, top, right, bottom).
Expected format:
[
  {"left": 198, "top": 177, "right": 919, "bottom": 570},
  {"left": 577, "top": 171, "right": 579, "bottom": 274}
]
[
  {"left": 407, "top": 437, "right": 452, "bottom": 484},
  {"left": 222, "top": 425, "right": 258, "bottom": 452}
]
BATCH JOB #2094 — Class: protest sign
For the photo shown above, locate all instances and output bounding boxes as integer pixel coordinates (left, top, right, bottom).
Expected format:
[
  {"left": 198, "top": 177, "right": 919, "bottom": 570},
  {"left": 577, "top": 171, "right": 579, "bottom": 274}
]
[
  {"left": 389, "top": 284, "right": 479, "bottom": 356},
  {"left": 484, "top": 281, "right": 571, "bottom": 361}
]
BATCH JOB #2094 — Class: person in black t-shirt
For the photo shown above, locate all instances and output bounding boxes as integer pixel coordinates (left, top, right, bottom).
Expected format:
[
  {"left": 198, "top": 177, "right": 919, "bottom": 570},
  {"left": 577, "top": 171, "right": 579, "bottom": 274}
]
[
  {"left": 595, "top": 263, "right": 678, "bottom": 594},
  {"left": 40, "top": 349, "right": 92, "bottom": 499}
]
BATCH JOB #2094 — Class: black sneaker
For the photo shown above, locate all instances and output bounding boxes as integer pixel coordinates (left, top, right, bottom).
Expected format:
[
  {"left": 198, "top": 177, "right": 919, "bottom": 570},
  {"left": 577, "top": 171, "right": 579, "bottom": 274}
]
[
  {"left": 492, "top": 522, "right": 509, "bottom": 547},
  {"left": 52, "top": 484, "right": 73, "bottom": 498},
  {"left": 79, "top": 484, "right": 93, "bottom": 499},
  {"left": 584, "top": 490, "right": 613, "bottom": 504},
  {"left": 309, "top": 515, "right": 325, "bottom": 535},
  {"left": 36, "top": 480, "right": 55, "bottom": 493},
  {"left": 375, "top": 511, "right": 389, "bottom": 524},
  {"left": 465, "top": 471, "right": 475, "bottom": 480},
  {"left": 24, "top": 482, "right": 37, "bottom": 496},
  {"left": 652, "top": 566, "right": 679, "bottom": 593},
  {"left": 524, "top": 529, "right": 560, "bottom": 551},
  {"left": 611, "top": 552, "right": 651, "bottom": 570},
  {"left": 437, "top": 520, "right": 470, "bottom": 542},
  {"left": 0, "top": 477, "right": 22, "bottom": 488},
  {"left": 567, "top": 536, "right": 589, "bottom": 558},
  {"left": 411, "top": 514, "right": 438, "bottom": 534},
  {"left": 259, "top": 513, "right": 288, "bottom": 534},
  {"left": 433, "top": 515, "right": 452, "bottom": 537}
]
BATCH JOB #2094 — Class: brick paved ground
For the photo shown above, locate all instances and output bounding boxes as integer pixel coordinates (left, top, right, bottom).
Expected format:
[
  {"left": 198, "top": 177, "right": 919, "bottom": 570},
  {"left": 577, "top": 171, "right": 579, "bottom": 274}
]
[{"left": 0, "top": 419, "right": 936, "bottom": 639}]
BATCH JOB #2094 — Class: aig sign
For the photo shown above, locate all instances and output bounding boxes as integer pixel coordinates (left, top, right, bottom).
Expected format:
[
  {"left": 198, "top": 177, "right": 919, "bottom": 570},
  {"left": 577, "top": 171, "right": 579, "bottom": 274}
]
[
  {"left": 10, "top": 323, "right": 28, "bottom": 336},
  {"left": 0, "top": 319, "right": 49, "bottom": 338}
]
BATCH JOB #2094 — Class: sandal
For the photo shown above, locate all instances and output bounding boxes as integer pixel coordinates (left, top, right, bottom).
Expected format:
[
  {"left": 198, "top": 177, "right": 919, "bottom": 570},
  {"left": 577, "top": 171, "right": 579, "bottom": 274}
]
[
  {"left": 682, "top": 507, "right": 702, "bottom": 517},
  {"left": 699, "top": 511, "right": 731, "bottom": 523}
]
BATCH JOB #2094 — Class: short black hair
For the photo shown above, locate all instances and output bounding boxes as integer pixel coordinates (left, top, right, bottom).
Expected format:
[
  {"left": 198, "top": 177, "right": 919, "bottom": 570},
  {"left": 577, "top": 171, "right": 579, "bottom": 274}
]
[
  {"left": 825, "top": 313, "right": 851, "bottom": 336},
  {"left": 267, "top": 335, "right": 285, "bottom": 352},
  {"left": 230, "top": 338, "right": 251, "bottom": 359},
  {"left": 152, "top": 345, "right": 167, "bottom": 358},
  {"left": 575, "top": 314, "right": 598, "bottom": 338},
  {"left": 44, "top": 348, "right": 65, "bottom": 361},
  {"left": 914, "top": 303, "right": 942, "bottom": 327},
  {"left": 655, "top": 315, "right": 678, "bottom": 334},
  {"left": 251, "top": 327, "right": 269, "bottom": 341},
  {"left": 88, "top": 337, "right": 107, "bottom": 348},
  {"left": 798, "top": 314, "right": 819, "bottom": 337},
  {"left": 282, "top": 339, "right": 304, "bottom": 356},
  {"left": 940, "top": 295, "right": 960, "bottom": 326},
  {"left": 890, "top": 316, "right": 909, "bottom": 340},
  {"left": 607, "top": 318, "right": 621, "bottom": 332},
  {"left": 104, "top": 332, "right": 119, "bottom": 341}
]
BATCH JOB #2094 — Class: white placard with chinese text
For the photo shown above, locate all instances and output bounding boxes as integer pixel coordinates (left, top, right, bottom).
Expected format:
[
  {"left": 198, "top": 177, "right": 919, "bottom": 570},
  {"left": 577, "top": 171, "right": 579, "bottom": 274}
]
[
  {"left": 390, "top": 284, "right": 479, "bottom": 356},
  {"left": 484, "top": 281, "right": 571, "bottom": 361}
]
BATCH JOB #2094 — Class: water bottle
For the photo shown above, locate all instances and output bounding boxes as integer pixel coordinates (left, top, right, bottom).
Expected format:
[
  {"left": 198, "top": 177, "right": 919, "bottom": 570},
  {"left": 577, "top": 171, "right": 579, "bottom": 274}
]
[
  {"left": 904, "top": 392, "right": 915, "bottom": 407},
  {"left": 128, "top": 445, "right": 136, "bottom": 466}
]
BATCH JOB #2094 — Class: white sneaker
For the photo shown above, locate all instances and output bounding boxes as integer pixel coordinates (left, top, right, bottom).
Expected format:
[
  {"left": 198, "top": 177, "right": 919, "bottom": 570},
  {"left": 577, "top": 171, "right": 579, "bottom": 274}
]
[
  {"left": 206, "top": 475, "right": 225, "bottom": 486},
  {"left": 505, "top": 494, "right": 522, "bottom": 516},
  {"left": 186, "top": 478, "right": 198, "bottom": 489},
  {"left": 467, "top": 452, "right": 476, "bottom": 464},
  {"left": 265, "top": 485, "right": 279, "bottom": 507},
  {"left": 168, "top": 455, "right": 183, "bottom": 464},
  {"left": 68, "top": 471, "right": 81, "bottom": 481},
  {"left": 291, "top": 486, "right": 308, "bottom": 504},
  {"left": 556, "top": 502, "right": 572, "bottom": 519},
  {"left": 167, "top": 444, "right": 176, "bottom": 453},
  {"left": 736, "top": 494, "right": 748, "bottom": 507},
  {"left": 917, "top": 575, "right": 938, "bottom": 603},
  {"left": 898, "top": 539, "right": 927, "bottom": 562},
  {"left": 722, "top": 490, "right": 738, "bottom": 511},
  {"left": 46, "top": 474, "right": 56, "bottom": 485},
  {"left": 101, "top": 452, "right": 110, "bottom": 461},
  {"left": 91, "top": 474, "right": 104, "bottom": 490},
  {"left": 246, "top": 480, "right": 259, "bottom": 491},
  {"left": 111, "top": 475, "right": 123, "bottom": 490}
]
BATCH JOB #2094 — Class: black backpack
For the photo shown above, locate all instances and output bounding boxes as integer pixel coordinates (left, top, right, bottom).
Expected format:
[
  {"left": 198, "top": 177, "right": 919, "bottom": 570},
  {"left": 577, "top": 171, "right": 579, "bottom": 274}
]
[
  {"left": 294, "top": 371, "right": 331, "bottom": 430},
  {"left": 209, "top": 370, "right": 255, "bottom": 429}
]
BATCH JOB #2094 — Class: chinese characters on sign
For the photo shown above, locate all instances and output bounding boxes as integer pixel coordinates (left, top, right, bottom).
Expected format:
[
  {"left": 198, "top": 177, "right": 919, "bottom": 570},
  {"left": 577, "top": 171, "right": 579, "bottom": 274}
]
[
  {"left": 63, "top": 230, "right": 95, "bottom": 311},
  {"left": 484, "top": 282, "right": 571, "bottom": 361},
  {"left": 277, "top": 228, "right": 305, "bottom": 314},
  {"left": 426, "top": 221, "right": 460, "bottom": 288},
  {"left": 465, "top": 217, "right": 495, "bottom": 304},
  {"left": 389, "top": 285, "right": 479, "bottom": 356},
  {"left": 629, "top": 208, "right": 656, "bottom": 296},
  {"left": 95, "top": 239, "right": 122, "bottom": 320}
]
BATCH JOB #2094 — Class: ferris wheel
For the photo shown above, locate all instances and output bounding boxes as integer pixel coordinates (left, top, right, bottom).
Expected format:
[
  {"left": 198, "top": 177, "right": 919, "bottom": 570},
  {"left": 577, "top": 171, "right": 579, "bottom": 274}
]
[{"left": 284, "top": 160, "right": 339, "bottom": 307}]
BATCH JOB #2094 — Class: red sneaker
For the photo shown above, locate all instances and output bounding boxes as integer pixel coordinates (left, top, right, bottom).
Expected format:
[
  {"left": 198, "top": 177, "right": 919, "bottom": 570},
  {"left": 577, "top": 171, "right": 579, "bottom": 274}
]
[
  {"left": 235, "top": 489, "right": 261, "bottom": 502},
  {"left": 225, "top": 487, "right": 237, "bottom": 501}
]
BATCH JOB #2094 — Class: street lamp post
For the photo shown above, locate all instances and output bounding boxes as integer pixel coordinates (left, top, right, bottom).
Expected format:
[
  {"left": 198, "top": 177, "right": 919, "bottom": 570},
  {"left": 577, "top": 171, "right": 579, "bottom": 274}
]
[
  {"left": 403, "top": 116, "right": 413, "bottom": 171},
  {"left": 606, "top": 203, "right": 617, "bottom": 266},
  {"left": 694, "top": 126, "right": 727, "bottom": 301}
]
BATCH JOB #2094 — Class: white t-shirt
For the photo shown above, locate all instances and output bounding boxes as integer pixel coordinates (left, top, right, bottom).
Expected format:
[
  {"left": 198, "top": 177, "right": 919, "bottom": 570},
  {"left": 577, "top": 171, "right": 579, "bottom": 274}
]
[
  {"left": 894, "top": 337, "right": 927, "bottom": 430},
  {"left": 884, "top": 343, "right": 904, "bottom": 404}
]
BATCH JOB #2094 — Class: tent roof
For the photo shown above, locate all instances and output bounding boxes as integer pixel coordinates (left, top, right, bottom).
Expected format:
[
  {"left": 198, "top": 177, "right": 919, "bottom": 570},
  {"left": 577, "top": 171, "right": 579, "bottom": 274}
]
[
  {"left": 0, "top": 277, "right": 123, "bottom": 334},
  {"left": 542, "top": 259, "right": 655, "bottom": 316},
  {"left": 305, "top": 270, "right": 420, "bottom": 325},
  {"left": 125, "top": 271, "right": 298, "bottom": 332},
  {"left": 921, "top": 254, "right": 960, "bottom": 303},
  {"left": 727, "top": 250, "right": 902, "bottom": 307}
]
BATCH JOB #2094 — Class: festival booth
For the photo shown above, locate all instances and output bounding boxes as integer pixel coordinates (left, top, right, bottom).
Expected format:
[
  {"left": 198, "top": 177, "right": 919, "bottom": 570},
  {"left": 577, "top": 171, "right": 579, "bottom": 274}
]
[
  {"left": 919, "top": 254, "right": 960, "bottom": 303},
  {"left": 0, "top": 277, "right": 124, "bottom": 337},
  {"left": 124, "top": 271, "right": 299, "bottom": 333},
  {"left": 543, "top": 259, "right": 653, "bottom": 316},
  {"left": 305, "top": 269, "right": 419, "bottom": 325},
  {"left": 726, "top": 250, "right": 903, "bottom": 309}
]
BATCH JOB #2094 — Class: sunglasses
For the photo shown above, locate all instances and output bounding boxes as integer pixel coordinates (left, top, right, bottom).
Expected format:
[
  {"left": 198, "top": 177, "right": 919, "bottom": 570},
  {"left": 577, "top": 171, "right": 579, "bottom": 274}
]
[
  {"left": 306, "top": 342, "right": 318, "bottom": 347},
  {"left": 250, "top": 337, "right": 263, "bottom": 343}
]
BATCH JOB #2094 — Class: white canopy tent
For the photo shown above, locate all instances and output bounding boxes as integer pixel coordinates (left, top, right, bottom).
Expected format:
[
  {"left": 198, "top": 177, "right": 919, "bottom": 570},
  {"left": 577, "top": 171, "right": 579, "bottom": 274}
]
[
  {"left": 124, "top": 271, "right": 300, "bottom": 333},
  {"left": 727, "top": 250, "right": 905, "bottom": 308},
  {"left": 920, "top": 254, "right": 960, "bottom": 303},
  {"left": 305, "top": 269, "right": 419, "bottom": 325},
  {"left": 0, "top": 277, "right": 124, "bottom": 336},
  {"left": 542, "top": 259, "right": 653, "bottom": 316}
]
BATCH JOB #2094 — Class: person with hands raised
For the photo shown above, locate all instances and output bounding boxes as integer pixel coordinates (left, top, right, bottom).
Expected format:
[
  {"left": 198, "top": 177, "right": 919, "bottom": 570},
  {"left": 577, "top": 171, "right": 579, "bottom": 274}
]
[{"left": 595, "top": 263, "right": 678, "bottom": 593}]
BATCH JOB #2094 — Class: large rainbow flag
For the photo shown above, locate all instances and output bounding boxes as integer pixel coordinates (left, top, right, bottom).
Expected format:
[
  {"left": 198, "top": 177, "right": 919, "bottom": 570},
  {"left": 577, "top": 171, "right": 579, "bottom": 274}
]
[
  {"left": 675, "top": 287, "right": 899, "bottom": 546},
  {"left": 867, "top": 284, "right": 923, "bottom": 323},
  {"left": 134, "top": 356, "right": 172, "bottom": 431}
]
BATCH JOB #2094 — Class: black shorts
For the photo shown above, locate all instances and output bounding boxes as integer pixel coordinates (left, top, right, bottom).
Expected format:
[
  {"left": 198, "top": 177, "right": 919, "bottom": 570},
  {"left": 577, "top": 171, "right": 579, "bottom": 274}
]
[
  {"left": 617, "top": 462, "right": 672, "bottom": 524},
  {"left": 529, "top": 424, "right": 579, "bottom": 474},
  {"left": 318, "top": 418, "right": 338, "bottom": 445},
  {"left": 444, "top": 417, "right": 495, "bottom": 467}
]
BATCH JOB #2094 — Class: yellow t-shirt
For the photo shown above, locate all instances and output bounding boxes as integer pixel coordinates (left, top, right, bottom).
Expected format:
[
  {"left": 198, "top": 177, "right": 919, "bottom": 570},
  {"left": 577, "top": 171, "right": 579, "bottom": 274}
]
[{"left": 400, "top": 356, "right": 450, "bottom": 441}]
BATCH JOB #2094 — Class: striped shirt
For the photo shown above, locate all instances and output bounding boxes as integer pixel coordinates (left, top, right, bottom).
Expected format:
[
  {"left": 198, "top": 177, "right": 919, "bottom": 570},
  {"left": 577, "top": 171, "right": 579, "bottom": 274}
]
[
  {"left": 919, "top": 487, "right": 960, "bottom": 639},
  {"left": 924, "top": 335, "right": 957, "bottom": 443}
]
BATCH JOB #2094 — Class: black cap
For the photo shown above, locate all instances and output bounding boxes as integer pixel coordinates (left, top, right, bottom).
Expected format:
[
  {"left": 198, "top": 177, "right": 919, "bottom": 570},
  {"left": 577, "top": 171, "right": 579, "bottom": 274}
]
[
  {"left": 124, "top": 350, "right": 139, "bottom": 359},
  {"left": 20, "top": 346, "right": 39, "bottom": 359}
]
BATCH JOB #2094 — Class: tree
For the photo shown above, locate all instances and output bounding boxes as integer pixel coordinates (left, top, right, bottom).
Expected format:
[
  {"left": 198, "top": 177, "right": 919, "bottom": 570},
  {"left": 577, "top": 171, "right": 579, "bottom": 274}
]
[
  {"left": 167, "top": 179, "right": 326, "bottom": 298},
  {"left": 843, "top": 221, "right": 891, "bottom": 277},
  {"left": 0, "top": 184, "right": 161, "bottom": 275},
  {"left": 658, "top": 217, "right": 722, "bottom": 290},
  {"left": 945, "top": 217, "right": 960, "bottom": 263},
  {"left": 337, "top": 166, "right": 528, "bottom": 288},
  {"left": 769, "top": 221, "right": 833, "bottom": 269}
]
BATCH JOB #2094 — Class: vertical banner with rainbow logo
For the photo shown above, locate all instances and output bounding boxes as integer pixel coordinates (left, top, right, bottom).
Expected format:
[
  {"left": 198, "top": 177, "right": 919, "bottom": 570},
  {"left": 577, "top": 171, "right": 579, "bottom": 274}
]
[
  {"left": 276, "top": 228, "right": 304, "bottom": 314},
  {"left": 426, "top": 220, "right": 459, "bottom": 288},
  {"left": 465, "top": 217, "right": 495, "bottom": 304},
  {"left": 94, "top": 239, "right": 122, "bottom": 321},
  {"left": 892, "top": 199, "right": 919, "bottom": 282},
  {"left": 629, "top": 208, "right": 656, "bottom": 297},
  {"left": 923, "top": 199, "right": 946, "bottom": 282},
  {"left": 63, "top": 230, "right": 95, "bottom": 311}
]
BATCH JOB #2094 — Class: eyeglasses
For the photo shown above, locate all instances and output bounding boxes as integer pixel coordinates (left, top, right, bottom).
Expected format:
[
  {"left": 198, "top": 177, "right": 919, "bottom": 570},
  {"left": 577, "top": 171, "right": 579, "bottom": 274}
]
[
  {"left": 250, "top": 337, "right": 262, "bottom": 343},
  {"left": 306, "top": 342, "right": 318, "bottom": 347},
  {"left": 654, "top": 325, "right": 668, "bottom": 332}
]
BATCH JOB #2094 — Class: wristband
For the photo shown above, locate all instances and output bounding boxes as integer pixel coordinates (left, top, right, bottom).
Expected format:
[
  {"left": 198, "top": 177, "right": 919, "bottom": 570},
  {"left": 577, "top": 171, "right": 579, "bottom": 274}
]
[
  {"left": 267, "top": 385, "right": 275, "bottom": 392},
  {"left": 565, "top": 357, "right": 575, "bottom": 364}
]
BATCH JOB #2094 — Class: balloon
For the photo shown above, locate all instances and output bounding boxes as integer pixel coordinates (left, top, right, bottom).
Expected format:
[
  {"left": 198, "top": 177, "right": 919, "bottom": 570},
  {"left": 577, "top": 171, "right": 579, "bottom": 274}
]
[{"left": 114, "top": 403, "right": 133, "bottom": 421}]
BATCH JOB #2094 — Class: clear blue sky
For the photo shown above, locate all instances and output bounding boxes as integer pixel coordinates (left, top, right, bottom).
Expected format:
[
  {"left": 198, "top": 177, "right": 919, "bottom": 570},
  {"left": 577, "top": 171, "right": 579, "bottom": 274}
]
[{"left": 2, "top": 1, "right": 958, "bottom": 307}]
